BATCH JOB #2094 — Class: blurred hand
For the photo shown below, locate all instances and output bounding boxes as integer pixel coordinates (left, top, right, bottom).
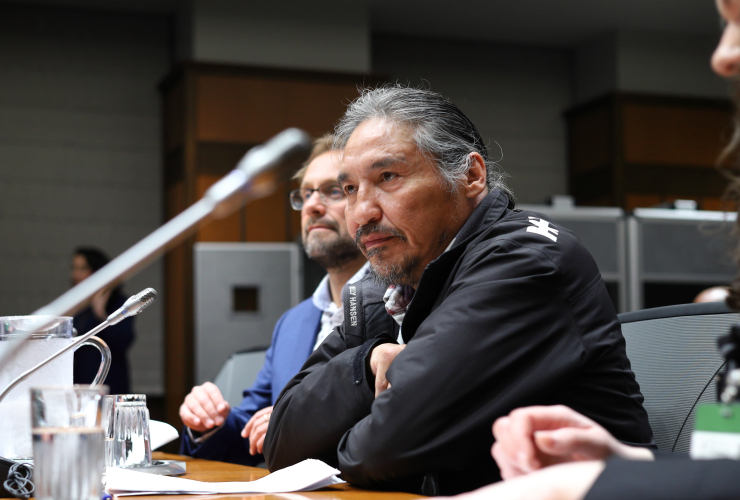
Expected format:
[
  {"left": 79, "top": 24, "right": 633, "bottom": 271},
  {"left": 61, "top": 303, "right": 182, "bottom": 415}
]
[
  {"left": 492, "top": 405, "right": 653, "bottom": 480},
  {"left": 443, "top": 460, "right": 605, "bottom": 500},
  {"left": 369, "top": 343, "right": 406, "bottom": 398},
  {"left": 91, "top": 288, "right": 112, "bottom": 321},
  {"left": 179, "top": 382, "right": 231, "bottom": 433},
  {"left": 242, "top": 406, "right": 273, "bottom": 455}
]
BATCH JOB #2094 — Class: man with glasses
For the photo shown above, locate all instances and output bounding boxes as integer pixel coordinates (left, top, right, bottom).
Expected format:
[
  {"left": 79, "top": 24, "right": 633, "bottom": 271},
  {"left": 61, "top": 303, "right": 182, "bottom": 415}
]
[{"left": 179, "top": 134, "right": 368, "bottom": 465}]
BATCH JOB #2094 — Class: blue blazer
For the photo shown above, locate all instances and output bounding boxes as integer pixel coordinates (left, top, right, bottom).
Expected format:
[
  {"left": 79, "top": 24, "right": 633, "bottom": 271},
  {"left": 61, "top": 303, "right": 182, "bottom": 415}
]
[{"left": 180, "top": 298, "right": 322, "bottom": 465}]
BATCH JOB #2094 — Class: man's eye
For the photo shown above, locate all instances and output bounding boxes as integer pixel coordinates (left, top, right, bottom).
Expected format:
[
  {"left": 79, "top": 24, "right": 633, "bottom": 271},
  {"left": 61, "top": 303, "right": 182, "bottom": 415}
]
[
  {"left": 381, "top": 172, "right": 397, "bottom": 182},
  {"left": 327, "top": 186, "right": 344, "bottom": 199},
  {"left": 344, "top": 185, "right": 357, "bottom": 195}
]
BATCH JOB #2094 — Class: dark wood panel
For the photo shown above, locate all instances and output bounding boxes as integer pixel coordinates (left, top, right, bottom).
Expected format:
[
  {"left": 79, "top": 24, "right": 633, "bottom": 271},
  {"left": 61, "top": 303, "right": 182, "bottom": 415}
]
[
  {"left": 568, "top": 105, "right": 612, "bottom": 174},
  {"left": 625, "top": 193, "right": 662, "bottom": 211},
  {"left": 622, "top": 102, "right": 733, "bottom": 168},
  {"left": 566, "top": 92, "right": 734, "bottom": 212},
  {"left": 197, "top": 75, "right": 292, "bottom": 144},
  {"left": 163, "top": 172, "right": 194, "bottom": 429},
  {"left": 570, "top": 166, "right": 615, "bottom": 204},
  {"left": 281, "top": 80, "right": 366, "bottom": 136},
  {"left": 622, "top": 163, "right": 727, "bottom": 197},
  {"left": 163, "top": 80, "right": 184, "bottom": 155},
  {"left": 197, "top": 142, "right": 253, "bottom": 176},
  {"left": 195, "top": 174, "right": 242, "bottom": 242},
  {"left": 703, "top": 196, "right": 736, "bottom": 211},
  {"left": 196, "top": 75, "right": 362, "bottom": 144},
  {"left": 244, "top": 181, "right": 292, "bottom": 242}
]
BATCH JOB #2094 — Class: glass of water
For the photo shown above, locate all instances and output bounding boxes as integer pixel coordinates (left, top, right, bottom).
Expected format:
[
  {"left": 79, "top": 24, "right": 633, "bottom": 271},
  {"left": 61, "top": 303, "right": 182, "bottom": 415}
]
[
  {"left": 109, "top": 394, "right": 152, "bottom": 468},
  {"left": 31, "top": 385, "right": 107, "bottom": 500}
]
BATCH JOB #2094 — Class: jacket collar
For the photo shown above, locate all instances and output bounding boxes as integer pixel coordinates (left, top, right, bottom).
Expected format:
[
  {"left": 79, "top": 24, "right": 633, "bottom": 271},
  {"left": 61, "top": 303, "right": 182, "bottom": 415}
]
[
  {"left": 450, "top": 188, "right": 511, "bottom": 251},
  {"left": 400, "top": 188, "right": 512, "bottom": 342}
]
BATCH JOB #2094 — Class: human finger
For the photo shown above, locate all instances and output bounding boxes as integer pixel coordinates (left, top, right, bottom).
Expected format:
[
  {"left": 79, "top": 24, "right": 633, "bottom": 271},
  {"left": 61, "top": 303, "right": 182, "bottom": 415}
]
[
  {"left": 249, "top": 420, "right": 269, "bottom": 455},
  {"left": 492, "top": 417, "right": 524, "bottom": 479},
  {"left": 242, "top": 413, "right": 257, "bottom": 438},
  {"left": 535, "top": 427, "right": 654, "bottom": 462},
  {"left": 180, "top": 402, "right": 206, "bottom": 432},
  {"left": 534, "top": 427, "right": 611, "bottom": 461},
  {"left": 493, "top": 411, "right": 541, "bottom": 476},
  {"left": 503, "top": 406, "right": 595, "bottom": 437},
  {"left": 370, "top": 344, "right": 405, "bottom": 397},
  {"left": 492, "top": 440, "right": 525, "bottom": 480},
  {"left": 187, "top": 387, "right": 222, "bottom": 427},
  {"left": 201, "top": 382, "right": 230, "bottom": 416},
  {"left": 242, "top": 406, "right": 272, "bottom": 438},
  {"left": 374, "top": 361, "right": 390, "bottom": 398},
  {"left": 254, "top": 431, "right": 268, "bottom": 455},
  {"left": 494, "top": 406, "right": 599, "bottom": 473}
]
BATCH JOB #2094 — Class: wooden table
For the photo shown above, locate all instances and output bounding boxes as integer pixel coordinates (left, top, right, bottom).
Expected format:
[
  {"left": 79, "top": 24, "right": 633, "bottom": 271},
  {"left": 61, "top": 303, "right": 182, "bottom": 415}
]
[{"left": 148, "top": 453, "right": 424, "bottom": 500}]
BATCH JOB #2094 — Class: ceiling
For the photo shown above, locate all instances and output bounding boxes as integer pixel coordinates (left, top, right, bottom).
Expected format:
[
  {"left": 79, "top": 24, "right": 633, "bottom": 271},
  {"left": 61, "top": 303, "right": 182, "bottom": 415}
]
[
  {"left": 370, "top": 0, "right": 722, "bottom": 47},
  {"left": 2, "top": 0, "right": 723, "bottom": 47}
]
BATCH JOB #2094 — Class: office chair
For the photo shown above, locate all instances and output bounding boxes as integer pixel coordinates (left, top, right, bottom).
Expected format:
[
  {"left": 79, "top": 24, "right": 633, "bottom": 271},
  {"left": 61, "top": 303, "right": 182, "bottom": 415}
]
[
  {"left": 619, "top": 302, "right": 739, "bottom": 453},
  {"left": 212, "top": 347, "right": 268, "bottom": 407}
]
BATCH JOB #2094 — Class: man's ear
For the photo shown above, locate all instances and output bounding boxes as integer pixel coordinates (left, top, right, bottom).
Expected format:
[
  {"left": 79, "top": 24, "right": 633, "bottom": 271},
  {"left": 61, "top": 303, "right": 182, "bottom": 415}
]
[{"left": 465, "top": 152, "right": 488, "bottom": 199}]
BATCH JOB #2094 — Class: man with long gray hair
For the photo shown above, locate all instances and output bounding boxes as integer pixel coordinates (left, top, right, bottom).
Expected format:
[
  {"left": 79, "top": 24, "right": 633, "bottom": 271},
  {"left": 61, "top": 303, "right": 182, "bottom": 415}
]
[{"left": 264, "top": 86, "right": 653, "bottom": 495}]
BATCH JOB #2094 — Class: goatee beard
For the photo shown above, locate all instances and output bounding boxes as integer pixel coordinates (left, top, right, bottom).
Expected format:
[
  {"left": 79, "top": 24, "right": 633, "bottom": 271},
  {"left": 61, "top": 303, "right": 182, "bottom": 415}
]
[
  {"left": 304, "top": 233, "right": 362, "bottom": 270},
  {"left": 368, "top": 255, "right": 420, "bottom": 287}
]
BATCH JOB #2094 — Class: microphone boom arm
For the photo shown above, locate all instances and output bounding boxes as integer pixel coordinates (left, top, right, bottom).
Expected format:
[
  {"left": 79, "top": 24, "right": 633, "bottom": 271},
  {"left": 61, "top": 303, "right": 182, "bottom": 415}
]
[{"left": 0, "top": 128, "right": 311, "bottom": 372}]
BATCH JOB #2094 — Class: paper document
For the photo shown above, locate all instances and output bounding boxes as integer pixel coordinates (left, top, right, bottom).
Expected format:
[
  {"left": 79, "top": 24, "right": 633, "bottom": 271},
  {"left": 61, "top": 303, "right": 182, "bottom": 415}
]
[
  {"left": 106, "top": 459, "right": 344, "bottom": 496},
  {"left": 149, "top": 420, "right": 179, "bottom": 450}
]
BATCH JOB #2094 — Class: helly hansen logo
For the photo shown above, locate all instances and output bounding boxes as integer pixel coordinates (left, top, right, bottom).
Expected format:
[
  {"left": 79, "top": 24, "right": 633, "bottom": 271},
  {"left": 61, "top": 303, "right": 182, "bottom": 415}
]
[
  {"left": 349, "top": 286, "right": 357, "bottom": 326},
  {"left": 526, "top": 217, "right": 558, "bottom": 242}
]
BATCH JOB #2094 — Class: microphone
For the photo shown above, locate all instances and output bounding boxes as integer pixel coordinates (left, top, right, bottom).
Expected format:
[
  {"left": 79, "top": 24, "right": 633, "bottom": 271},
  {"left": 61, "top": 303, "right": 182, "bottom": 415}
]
[
  {"left": 0, "top": 289, "right": 157, "bottom": 403},
  {"left": 107, "top": 288, "right": 157, "bottom": 326},
  {"left": 0, "top": 128, "right": 311, "bottom": 372}
]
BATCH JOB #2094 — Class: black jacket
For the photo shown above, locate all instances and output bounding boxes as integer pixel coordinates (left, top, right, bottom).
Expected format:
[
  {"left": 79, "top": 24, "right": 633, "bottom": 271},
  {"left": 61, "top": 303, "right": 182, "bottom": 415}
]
[
  {"left": 264, "top": 189, "right": 654, "bottom": 495},
  {"left": 585, "top": 456, "right": 740, "bottom": 500}
]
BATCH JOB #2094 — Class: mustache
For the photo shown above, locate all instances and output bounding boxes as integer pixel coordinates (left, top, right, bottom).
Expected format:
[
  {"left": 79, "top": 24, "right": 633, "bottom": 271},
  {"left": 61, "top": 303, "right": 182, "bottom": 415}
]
[
  {"left": 354, "top": 222, "right": 407, "bottom": 252},
  {"left": 305, "top": 217, "right": 340, "bottom": 232}
]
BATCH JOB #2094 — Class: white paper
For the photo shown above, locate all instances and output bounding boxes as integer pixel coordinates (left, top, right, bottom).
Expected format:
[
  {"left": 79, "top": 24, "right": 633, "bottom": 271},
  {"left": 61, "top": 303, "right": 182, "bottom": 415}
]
[
  {"left": 149, "top": 420, "right": 179, "bottom": 450},
  {"left": 106, "top": 459, "right": 344, "bottom": 496}
]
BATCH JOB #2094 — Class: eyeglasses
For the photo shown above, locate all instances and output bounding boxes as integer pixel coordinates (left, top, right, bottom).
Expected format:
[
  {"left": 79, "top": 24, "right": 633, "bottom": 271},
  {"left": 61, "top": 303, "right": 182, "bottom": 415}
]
[{"left": 289, "top": 183, "right": 345, "bottom": 210}]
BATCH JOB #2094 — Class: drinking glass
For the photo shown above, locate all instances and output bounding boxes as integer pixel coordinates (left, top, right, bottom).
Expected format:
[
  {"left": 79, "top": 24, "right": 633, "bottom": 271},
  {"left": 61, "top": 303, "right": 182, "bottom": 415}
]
[
  {"left": 108, "top": 394, "right": 152, "bottom": 468},
  {"left": 31, "top": 385, "right": 107, "bottom": 500}
]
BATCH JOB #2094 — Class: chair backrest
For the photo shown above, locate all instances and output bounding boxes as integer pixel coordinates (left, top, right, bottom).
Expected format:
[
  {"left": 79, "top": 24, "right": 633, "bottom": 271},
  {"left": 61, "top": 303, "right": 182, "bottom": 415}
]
[
  {"left": 619, "top": 302, "right": 737, "bottom": 453},
  {"left": 212, "top": 348, "right": 268, "bottom": 407}
]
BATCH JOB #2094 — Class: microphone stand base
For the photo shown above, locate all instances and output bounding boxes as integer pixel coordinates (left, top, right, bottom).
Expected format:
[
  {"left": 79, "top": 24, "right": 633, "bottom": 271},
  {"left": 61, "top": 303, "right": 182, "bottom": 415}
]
[{"left": 124, "top": 460, "right": 187, "bottom": 476}]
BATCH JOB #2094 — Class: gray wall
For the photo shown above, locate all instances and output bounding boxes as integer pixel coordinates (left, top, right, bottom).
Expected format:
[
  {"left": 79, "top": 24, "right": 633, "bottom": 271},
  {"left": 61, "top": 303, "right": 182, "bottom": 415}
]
[
  {"left": 574, "top": 30, "right": 730, "bottom": 104},
  {"left": 179, "top": 0, "right": 370, "bottom": 73},
  {"left": 373, "top": 35, "right": 572, "bottom": 204},
  {"left": 0, "top": 3, "right": 169, "bottom": 394}
]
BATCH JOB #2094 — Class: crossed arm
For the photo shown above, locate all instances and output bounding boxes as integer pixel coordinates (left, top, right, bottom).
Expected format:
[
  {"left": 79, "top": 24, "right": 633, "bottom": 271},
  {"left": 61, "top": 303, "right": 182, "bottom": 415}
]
[
  {"left": 448, "top": 405, "right": 740, "bottom": 500},
  {"left": 440, "top": 405, "right": 652, "bottom": 500}
]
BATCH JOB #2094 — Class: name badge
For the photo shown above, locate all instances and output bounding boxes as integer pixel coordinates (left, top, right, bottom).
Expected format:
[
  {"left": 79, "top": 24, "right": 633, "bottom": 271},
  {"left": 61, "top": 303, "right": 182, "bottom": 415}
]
[{"left": 690, "top": 403, "right": 740, "bottom": 459}]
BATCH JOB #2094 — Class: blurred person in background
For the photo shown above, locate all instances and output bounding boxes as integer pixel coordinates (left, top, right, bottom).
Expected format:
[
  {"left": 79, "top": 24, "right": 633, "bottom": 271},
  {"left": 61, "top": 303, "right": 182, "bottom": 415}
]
[
  {"left": 71, "top": 246, "right": 135, "bottom": 394},
  {"left": 693, "top": 285, "right": 730, "bottom": 303}
]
